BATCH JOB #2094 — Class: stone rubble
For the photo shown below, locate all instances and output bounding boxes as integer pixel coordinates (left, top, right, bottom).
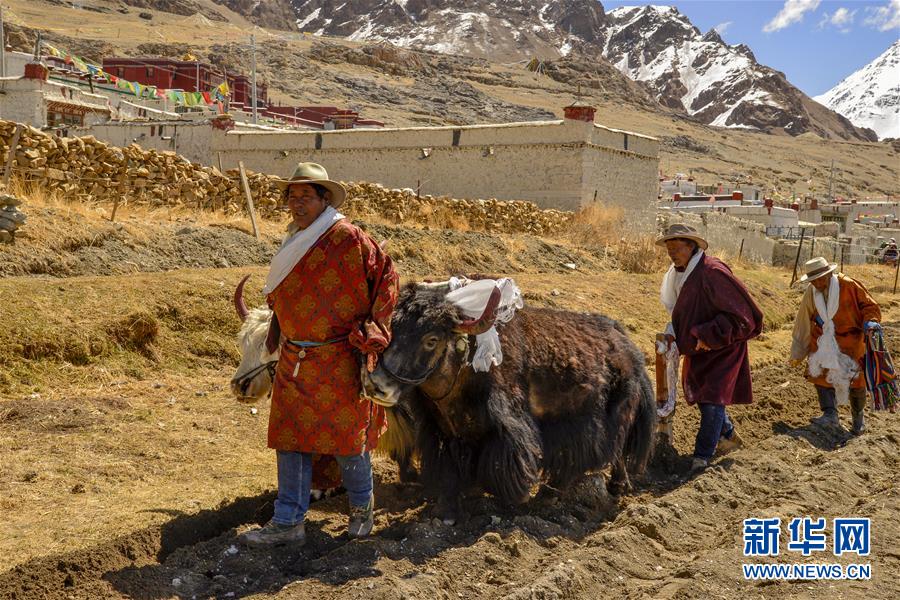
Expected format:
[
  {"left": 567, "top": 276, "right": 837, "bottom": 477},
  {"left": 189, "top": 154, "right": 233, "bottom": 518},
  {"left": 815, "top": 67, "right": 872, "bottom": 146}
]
[
  {"left": 0, "top": 192, "right": 26, "bottom": 243},
  {"left": 0, "top": 119, "right": 574, "bottom": 236}
]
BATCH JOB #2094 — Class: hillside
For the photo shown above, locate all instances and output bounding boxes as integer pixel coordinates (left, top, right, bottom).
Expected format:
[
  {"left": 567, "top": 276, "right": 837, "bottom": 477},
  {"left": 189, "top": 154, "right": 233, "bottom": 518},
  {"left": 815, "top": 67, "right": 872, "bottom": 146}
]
[{"left": 1, "top": 0, "right": 897, "bottom": 198}]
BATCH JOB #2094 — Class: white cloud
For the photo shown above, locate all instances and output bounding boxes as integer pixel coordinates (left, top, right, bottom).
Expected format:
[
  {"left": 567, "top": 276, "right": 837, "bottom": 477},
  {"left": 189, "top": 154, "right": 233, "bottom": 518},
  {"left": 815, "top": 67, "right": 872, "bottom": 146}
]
[
  {"left": 764, "top": 0, "right": 822, "bottom": 33},
  {"left": 713, "top": 21, "right": 733, "bottom": 35},
  {"left": 818, "top": 7, "right": 856, "bottom": 32},
  {"left": 864, "top": 0, "right": 900, "bottom": 31}
]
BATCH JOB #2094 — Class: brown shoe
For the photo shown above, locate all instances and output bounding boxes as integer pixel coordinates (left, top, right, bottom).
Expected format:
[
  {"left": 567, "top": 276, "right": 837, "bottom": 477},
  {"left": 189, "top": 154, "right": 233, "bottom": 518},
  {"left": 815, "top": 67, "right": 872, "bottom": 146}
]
[
  {"left": 717, "top": 430, "right": 743, "bottom": 455},
  {"left": 239, "top": 520, "right": 306, "bottom": 547}
]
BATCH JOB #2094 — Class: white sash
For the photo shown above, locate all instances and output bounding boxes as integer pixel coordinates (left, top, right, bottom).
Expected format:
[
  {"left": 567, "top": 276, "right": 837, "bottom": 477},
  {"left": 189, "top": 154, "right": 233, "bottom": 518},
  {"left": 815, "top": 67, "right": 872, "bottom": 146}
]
[
  {"left": 808, "top": 275, "right": 858, "bottom": 406},
  {"left": 263, "top": 207, "right": 344, "bottom": 295}
]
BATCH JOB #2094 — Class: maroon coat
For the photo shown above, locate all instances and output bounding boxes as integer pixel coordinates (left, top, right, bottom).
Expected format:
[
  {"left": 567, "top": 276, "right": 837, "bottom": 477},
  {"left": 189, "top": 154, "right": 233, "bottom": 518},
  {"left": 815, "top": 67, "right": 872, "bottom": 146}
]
[{"left": 672, "top": 254, "right": 763, "bottom": 406}]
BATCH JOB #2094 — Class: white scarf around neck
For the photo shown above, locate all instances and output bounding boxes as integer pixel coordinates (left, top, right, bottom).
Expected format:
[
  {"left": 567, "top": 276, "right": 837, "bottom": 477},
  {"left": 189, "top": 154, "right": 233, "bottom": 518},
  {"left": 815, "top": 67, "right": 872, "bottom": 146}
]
[
  {"left": 807, "top": 274, "right": 858, "bottom": 406},
  {"left": 660, "top": 250, "right": 704, "bottom": 315},
  {"left": 263, "top": 206, "right": 344, "bottom": 295}
]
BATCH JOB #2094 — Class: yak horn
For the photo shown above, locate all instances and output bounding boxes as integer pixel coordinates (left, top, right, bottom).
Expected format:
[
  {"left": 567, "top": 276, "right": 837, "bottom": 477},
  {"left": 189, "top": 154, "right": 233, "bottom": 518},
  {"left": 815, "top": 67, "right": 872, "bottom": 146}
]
[
  {"left": 234, "top": 275, "right": 251, "bottom": 322},
  {"left": 454, "top": 286, "right": 502, "bottom": 336}
]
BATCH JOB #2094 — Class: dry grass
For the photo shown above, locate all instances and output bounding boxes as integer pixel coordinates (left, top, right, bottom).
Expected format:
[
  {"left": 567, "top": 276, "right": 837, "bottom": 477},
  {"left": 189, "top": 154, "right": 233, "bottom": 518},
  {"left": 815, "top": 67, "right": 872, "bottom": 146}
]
[
  {"left": 561, "top": 204, "right": 669, "bottom": 274},
  {"left": 7, "top": 177, "right": 289, "bottom": 243}
]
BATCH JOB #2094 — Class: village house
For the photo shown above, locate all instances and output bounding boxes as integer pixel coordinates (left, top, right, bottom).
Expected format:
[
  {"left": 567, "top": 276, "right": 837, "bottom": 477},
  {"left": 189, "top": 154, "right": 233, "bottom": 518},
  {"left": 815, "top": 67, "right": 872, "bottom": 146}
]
[{"left": 0, "top": 63, "right": 110, "bottom": 130}]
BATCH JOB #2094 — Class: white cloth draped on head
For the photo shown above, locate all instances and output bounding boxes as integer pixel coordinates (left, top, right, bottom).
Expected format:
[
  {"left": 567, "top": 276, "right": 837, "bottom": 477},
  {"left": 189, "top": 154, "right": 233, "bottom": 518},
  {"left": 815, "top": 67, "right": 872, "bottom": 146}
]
[
  {"left": 263, "top": 206, "right": 345, "bottom": 295},
  {"left": 807, "top": 274, "right": 858, "bottom": 406},
  {"left": 444, "top": 277, "right": 524, "bottom": 372},
  {"left": 656, "top": 249, "right": 703, "bottom": 418}
]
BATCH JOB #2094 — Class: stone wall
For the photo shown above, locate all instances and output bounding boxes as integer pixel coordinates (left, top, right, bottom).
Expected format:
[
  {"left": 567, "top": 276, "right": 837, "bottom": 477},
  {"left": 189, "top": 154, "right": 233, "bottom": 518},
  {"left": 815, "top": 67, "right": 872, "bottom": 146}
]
[{"left": 0, "top": 119, "right": 574, "bottom": 236}]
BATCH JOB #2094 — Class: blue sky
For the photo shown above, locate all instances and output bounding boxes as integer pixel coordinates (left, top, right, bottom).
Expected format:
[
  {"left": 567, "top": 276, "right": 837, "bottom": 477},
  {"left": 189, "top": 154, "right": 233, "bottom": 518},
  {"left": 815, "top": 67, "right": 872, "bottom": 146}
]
[{"left": 601, "top": 0, "right": 900, "bottom": 96}]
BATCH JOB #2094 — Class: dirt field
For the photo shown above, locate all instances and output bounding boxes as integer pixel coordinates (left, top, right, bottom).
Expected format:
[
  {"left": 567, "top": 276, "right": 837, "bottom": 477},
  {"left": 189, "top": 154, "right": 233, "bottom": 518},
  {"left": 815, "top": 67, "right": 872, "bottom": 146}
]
[{"left": 2, "top": 204, "right": 899, "bottom": 599}]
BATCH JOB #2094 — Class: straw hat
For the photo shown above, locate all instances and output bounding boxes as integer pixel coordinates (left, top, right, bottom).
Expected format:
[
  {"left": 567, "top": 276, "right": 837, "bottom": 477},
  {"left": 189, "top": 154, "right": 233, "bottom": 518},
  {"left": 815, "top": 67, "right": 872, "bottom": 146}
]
[
  {"left": 799, "top": 256, "right": 838, "bottom": 283},
  {"left": 655, "top": 223, "right": 709, "bottom": 250},
  {"left": 276, "top": 162, "right": 347, "bottom": 209}
]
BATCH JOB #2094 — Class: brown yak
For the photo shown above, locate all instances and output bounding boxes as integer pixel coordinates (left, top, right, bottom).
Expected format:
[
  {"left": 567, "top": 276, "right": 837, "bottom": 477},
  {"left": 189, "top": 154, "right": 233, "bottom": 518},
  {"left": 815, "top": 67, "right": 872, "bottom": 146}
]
[{"left": 363, "top": 281, "right": 656, "bottom": 522}]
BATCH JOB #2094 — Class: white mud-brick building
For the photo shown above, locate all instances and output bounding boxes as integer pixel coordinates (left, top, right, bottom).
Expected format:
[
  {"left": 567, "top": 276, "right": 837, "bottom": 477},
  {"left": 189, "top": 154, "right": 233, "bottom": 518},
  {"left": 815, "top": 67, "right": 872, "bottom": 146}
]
[
  {"left": 79, "top": 105, "right": 660, "bottom": 222},
  {"left": 0, "top": 64, "right": 110, "bottom": 130}
]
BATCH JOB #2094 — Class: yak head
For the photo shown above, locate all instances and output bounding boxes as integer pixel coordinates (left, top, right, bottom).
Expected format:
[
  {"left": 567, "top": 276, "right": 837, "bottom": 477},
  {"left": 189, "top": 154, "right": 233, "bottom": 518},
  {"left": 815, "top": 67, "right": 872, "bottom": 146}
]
[
  {"left": 363, "top": 282, "right": 501, "bottom": 406},
  {"left": 230, "top": 276, "right": 279, "bottom": 403}
]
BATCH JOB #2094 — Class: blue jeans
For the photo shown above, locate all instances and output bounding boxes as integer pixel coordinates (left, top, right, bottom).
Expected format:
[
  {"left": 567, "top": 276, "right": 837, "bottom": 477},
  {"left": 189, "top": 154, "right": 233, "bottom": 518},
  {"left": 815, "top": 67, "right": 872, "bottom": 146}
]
[
  {"left": 694, "top": 403, "right": 735, "bottom": 461},
  {"left": 272, "top": 451, "right": 373, "bottom": 526}
]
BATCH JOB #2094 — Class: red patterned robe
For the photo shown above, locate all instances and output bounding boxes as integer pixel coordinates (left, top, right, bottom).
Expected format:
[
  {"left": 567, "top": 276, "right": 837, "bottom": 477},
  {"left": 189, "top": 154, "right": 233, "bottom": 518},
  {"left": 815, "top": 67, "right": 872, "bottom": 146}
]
[{"left": 266, "top": 219, "right": 399, "bottom": 467}]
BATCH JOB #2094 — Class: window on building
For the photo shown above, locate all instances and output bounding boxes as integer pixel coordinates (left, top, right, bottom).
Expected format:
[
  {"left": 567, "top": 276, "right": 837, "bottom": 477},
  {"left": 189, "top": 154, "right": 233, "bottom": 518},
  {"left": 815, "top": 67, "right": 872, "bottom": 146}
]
[
  {"left": 147, "top": 67, "right": 154, "bottom": 77},
  {"left": 47, "top": 111, "right": 84, "bottom": 128},
  {"left": 117, "top": 67, "right": 124, "bottom": 76}
]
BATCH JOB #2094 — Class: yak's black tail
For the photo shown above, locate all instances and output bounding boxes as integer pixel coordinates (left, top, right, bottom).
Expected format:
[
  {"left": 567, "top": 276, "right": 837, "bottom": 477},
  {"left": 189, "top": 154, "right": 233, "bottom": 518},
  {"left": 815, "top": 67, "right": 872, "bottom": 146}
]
[{"left": 625, "top": 374, "right": 657, "bottom": 478}]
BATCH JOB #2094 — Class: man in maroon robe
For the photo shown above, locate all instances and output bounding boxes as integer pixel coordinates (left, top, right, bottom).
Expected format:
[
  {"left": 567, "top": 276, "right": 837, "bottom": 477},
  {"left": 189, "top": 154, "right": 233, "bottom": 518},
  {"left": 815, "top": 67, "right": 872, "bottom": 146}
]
[{"left": 657, "top": 224, "right": 763, "bottom": 471}]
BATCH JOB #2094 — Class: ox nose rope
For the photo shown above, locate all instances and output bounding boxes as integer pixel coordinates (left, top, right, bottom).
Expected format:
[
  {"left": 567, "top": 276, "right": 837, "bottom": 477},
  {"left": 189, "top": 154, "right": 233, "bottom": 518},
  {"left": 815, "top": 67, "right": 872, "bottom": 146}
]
[{"left": 234, "top": 360, "right": 278, "bottom": 397}]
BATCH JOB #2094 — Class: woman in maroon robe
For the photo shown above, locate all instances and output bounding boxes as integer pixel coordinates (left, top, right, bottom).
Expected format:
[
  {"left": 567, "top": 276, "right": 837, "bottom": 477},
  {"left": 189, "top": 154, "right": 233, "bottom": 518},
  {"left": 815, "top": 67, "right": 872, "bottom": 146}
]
[{"left": 657, "top": 224, "right": 763, "bottom": 470}]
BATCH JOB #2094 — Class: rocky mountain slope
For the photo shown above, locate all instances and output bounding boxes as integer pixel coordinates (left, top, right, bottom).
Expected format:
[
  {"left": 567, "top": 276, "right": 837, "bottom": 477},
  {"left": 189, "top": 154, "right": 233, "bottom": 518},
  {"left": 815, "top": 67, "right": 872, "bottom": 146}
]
[
  {"left": 130, "top": 0, "right": 878, "bottom": 140},
  {"left": 598, "top": 5, "right": 876, "bottom": 141},
  {"left": 815, "top": 41, "right": 900, "bottom": 141},
  {"left": 263, "top": 0, "right": 872, "bottom": 141},
  {"left": 286, "top": 0, "right": 606, "bottom": 61}
]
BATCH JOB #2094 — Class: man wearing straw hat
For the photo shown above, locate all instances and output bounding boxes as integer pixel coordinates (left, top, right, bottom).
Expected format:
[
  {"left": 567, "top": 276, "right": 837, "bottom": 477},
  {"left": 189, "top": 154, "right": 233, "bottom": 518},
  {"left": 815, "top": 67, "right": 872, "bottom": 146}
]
[
  {"left": 789, "top": 257, "right": 881, "bottom": 435},
  {"left": 240, "top": 163, "right": 400, "bottom": 547},
  {"left": 656, "top": 223, "right": 763, "bottom": 472}
]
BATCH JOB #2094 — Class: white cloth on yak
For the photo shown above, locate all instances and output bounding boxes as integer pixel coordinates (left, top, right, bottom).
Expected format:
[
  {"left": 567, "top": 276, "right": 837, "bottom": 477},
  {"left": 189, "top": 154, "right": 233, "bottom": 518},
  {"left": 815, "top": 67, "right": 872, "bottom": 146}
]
[
  {"left": 445, "top": 277, "right": 523, "bottom": 372},
  {"left": 263, "top": 206, "right": 345, "bottom": 295},
  {"left": 656, "top": 250, "right": 704, "bottom": 418},
  {"left": 807, "top": 274, "right": 858, "bottom": 406}
]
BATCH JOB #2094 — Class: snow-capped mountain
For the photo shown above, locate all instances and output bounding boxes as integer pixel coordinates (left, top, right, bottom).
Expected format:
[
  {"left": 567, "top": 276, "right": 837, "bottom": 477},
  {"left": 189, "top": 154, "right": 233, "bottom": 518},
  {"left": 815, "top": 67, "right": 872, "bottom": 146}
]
[
  {"left": 815, "top": 41, "right": 900, "bottom": 141},
  {"left": 599, "top": 5, "right": 874, "bottom": 140},
  {"left": 288, "top": 0, "right": 606, "bottom": 61},
  {"left": 198, "top": 0, "right": 876, "bottom": 140}
]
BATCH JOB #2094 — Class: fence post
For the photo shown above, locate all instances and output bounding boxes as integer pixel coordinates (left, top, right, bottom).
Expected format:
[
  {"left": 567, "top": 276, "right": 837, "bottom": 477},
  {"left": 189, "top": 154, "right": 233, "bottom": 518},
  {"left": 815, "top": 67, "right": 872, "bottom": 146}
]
[
  {"left": 238, "top": 161, "right": 260, "bottom": 241},
  {"left": 894, "top": 255, "right": 900, "bottom": 294},
  {"left": 810, "top": 236, "right": 815, "bottom": 257},
  {"left": 110, "top": 196, "right": 121, "bottom": 223},
  {"left": 790, "top": 228, "right": 806, "bottom": 287},
  {"left": 738, "top": 239, "right": 744, "bottom": 261},
  {"left": 840, "top": 245, "right": 845, "bottom": 272}
]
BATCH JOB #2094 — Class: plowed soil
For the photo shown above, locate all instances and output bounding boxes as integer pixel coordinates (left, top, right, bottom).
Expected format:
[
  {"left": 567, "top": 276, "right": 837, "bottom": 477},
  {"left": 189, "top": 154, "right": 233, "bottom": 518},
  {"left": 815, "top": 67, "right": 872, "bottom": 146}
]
[{"left": 1, "top": 209, "right": 899, "bottom": 599}]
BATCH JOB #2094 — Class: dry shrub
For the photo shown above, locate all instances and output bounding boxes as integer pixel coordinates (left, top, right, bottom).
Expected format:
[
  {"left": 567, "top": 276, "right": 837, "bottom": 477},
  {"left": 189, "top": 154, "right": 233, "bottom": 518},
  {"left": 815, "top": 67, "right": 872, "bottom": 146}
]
[
  {"left": 419, "top": 204, "right": 472, "bottom": 231},
  {"left": 108, "top": 310, "right": 159, "bottom": 350},
  {"left": 562, "top": 204, "right": 668, "bottom": 274}
]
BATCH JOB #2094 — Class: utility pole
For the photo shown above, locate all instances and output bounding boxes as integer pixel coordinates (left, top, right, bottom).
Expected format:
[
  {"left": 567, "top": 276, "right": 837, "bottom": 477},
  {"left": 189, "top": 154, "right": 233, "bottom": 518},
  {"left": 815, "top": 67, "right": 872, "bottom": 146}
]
[
  {"left": 0, "top": 6, "right": 6, "bottom": 78},
  {"left": 250, "top": 34, "right": 258, "bottom": 125},
  {"left": 828, "top": 159, "right": 835, "bottom": 203}
]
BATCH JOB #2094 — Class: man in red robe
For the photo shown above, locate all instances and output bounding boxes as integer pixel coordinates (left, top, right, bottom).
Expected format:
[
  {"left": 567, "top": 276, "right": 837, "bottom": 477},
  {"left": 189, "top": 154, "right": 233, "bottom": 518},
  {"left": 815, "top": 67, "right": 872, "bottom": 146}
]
[
  {"left": 241, "top": 163, "right": 399, "bottom": 547},
  {"left": 657, "top": 224, "right": 763, "bottom": 472},
  {"left": 789, "top": 257, "right": 881, "bottom": 434}
]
